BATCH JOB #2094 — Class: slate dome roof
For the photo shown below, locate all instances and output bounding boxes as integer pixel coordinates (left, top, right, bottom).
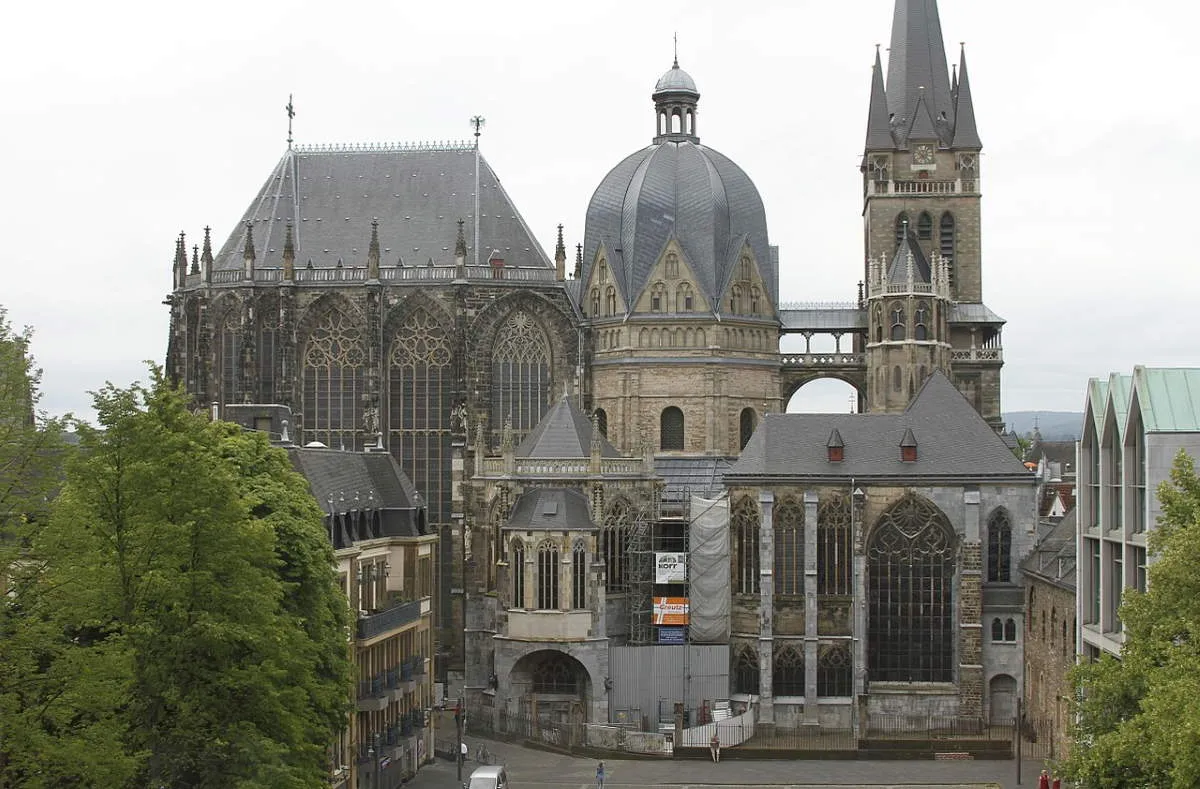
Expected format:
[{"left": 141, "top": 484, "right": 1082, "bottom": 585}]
[
  {"left": 581, "top": 123, "right": 774, "bottom": 312},
  {"left": 654, "top": 62, "right": 698, "bottom": 95}
]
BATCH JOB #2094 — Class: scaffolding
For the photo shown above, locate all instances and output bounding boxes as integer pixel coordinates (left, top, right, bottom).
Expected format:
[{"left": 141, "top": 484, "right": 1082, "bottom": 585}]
[{"left": 626, "top": 491, "right": 658, "bottom": 646}]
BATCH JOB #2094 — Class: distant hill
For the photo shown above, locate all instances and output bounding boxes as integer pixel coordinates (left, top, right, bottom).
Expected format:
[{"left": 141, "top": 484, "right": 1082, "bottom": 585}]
[{"left": 1003, "top": 411, "right": 1083, "bottom": 442}]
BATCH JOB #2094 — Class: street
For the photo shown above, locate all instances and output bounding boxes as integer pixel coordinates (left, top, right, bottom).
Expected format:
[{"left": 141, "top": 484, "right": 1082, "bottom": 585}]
[{"left": 403, "top": 735, "right": 1050, "bottom": 789}]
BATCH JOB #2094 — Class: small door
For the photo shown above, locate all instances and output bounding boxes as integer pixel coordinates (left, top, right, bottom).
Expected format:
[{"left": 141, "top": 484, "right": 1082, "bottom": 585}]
[{"left": 989, "top": 674, "right": 1017, "bottom": 724}]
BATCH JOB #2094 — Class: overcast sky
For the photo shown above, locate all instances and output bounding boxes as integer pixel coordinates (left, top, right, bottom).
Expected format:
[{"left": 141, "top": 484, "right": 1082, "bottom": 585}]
[{"left": 2, "top": 0, "right": 1196, "bottom": 423}]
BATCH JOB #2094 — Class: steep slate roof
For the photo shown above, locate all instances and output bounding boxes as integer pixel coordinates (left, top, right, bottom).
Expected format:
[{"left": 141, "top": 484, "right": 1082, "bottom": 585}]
[
  {"left": 515, "top": 397, "right": 622, "bottom": 459},
  {"left": 212, "top": 145, "right": 551, "bottom": 272},
  {"left": 1132, "top": 367, "right": 1200, "bottom": 432},
  {"left": 507, "top": 487, "right": 595, "bottom": 531},
  {"left": 727, "top": 371, "right": 1031, "bottom": 482},
  {"left": 864, "top": 49, "right": 895, "bottom": 150},
  {"left": 886, "top": 0, "right": 955, "bottom": 139},
  {"left": 888, "top": 230, "right": 932, "bottom": 283},
  {"left": 1039, "top": 483, "right": 1077, "bottom": 518},
  {"left": 951, "top": 47, "right": 983, "bottom": 148},
  {"left": 287, "top": 447, "right": 418, "bottom": 513},
  {"left": 1021, "top": 508, "right": 1077, "bottom": 591}
]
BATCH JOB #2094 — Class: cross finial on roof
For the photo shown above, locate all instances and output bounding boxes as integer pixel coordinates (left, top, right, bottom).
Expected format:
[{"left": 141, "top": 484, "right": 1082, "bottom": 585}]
[
  {"left": 286, "top": 94, "right": 295, "bottom": 149},
  {"left": 470, "top": 115, "right": 486, "bottom": 139}
]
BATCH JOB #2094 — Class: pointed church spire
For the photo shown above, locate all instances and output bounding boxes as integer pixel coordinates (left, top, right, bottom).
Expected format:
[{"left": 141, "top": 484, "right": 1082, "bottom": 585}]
[
  {"left": 554, "top": 224, "right": 566, "bottom": 281},
  {"left": 454, "top": 218, "right": 467, "bottom": 259},
  {"left": 865, "top": 46, "right": 894, "bottom": 150},
  {"left": 282, "top": 221, "right": 295, "bottom": 280},
  {"left": 574, "top": 243, "right": 583, "bottom": 280},
  {"left": 951, "top": 44, "right": 982, "bottom": 149},
  {"left": 201, "top": 225, "right": 213, "bottom": 284},
  {"left": 173, "top": 232, "right": 187, "bottom": 288},
  {"left": 886, "top": 0, "right": 954, "bottom": 140},
  {"left": 367, "top": 219, "right": 381, "bottom": 280},
  {"left": 190, "top": 244, "right": 200, "bottom": 276}
]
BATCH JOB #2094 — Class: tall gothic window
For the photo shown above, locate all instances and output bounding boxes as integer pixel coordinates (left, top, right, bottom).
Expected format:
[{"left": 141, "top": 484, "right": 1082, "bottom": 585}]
[
  {"left": 739, "top": 408, "right": 757, "bottom": 450},
  {"left": 890, "top": 303, "right": 906, "bottom": 341},
  {"left": 594, "top": 408, "right": 608, "bottom": 438},
  {"left": 732, "top": 496, "right": 760, "bottom": 595},
  {"left": 602, "top": 498, "right": 631, "bottom": 593},
  {"left": 733, "top": 644, "right": 759, "bottom": 695},
  {"left": 302, "top": 308, "right": 365, "bottom": 451},
  {"left": 867, "top": 494, "right": 955, "bottom": 682},
  {"left": 774, "top": 496, "right": 804, "bottom": 597},
  {"left": 917, "top": 211, "right": 933, "bottom": 240},
  {"left": 914, "top": 302, "right": 929, "bottom": 341},
  {"left": 389, "top": 307, "right": 453, "bottom": 524},
  {"left": 660, "top": 406, "right": 684, "bottom": 451},
  {"left": 256, "top": 293, "right": 278, "bottom": 402},
  {"left": 605, "top": 287, "right": 617, "bottom": 315},
  {"left": 939, "top": 212, "right": 956, "bottom": 292},
  {"left": 511, "top": 538, "right": 526, "bottom": 608},
  {"left": 818, "top": 642, "right": 853, "bottom": 697},
  {"left": 818, "top": 494, "right": 852, "bottom": 596},
  {"left": 773, "top": 644, "right": 805, "bottom": 697},
  {"left": 491, "top": 310, "right": 551, "bottom": 446},
  {"left": 217, "top": 306, "right": 242, "bottom": 406},
  {"left": 986, "top": 509, "right": 1012, "bottom": 583},
  {"left": 572, "top": 540, "right": 587, "bottom": 609},
  {"left": 537, "top": 541, "right": 560, "bottom": 610}
]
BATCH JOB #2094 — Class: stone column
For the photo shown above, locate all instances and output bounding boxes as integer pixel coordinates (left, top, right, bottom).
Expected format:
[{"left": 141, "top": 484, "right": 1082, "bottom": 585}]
[
  {"left": 852, "top": 489, "right": 868, "bottom": 736},
  {"left": 757, "top": 490, "right": 775, "bottom": 727},
  {"left": 959, "top": 488, "right": 984, "bottom": 718},
  {"left": 802, "top": 490, "right": 820, "bottom": 726}
]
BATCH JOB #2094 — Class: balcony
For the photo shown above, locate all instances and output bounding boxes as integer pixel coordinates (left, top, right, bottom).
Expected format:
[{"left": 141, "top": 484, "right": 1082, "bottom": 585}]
[
  {"left": 357, "top": 672, "right": 389, "bottom": 712},
  {"left": 357, "top": 599, "right": 422, "bottom": 641}
]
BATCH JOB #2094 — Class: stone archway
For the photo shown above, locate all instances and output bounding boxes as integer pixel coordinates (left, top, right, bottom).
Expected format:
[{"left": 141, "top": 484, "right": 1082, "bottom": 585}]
[
  {"left": 507, "top": 649, "right": 594, "bottom": 739},
  {"left": 989, "top": 674, "right": 1017, "bottom": 725}
]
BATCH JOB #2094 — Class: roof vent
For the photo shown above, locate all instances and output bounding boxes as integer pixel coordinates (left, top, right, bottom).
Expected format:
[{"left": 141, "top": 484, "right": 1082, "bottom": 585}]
[{"left": 542, "top": 500, "right": 558, "bottom": 516}]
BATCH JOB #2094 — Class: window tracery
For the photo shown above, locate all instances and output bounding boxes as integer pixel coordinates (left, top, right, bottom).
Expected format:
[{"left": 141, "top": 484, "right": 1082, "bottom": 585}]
[
  {"left": 302, "top": 308, "right": 366, "bottom": 451},
  {"left": 491, "top": 309, "right": 551, "bottom": 446},
  {"left": 986, "top": 509, "right": 1012, "bottom": 583},
  {"left": 772, "top": 644, "right": 805, "bottom": 697},
  {"left": 732, "top": 496, "right": 760, "bottom": 595},
  {"left": 818, "top": 494, "right": 852, "bottom": 596},
  {"left": 866, "top": 494, "right": 955, "bottom": 682},
  {"left": 602, "top": 499, "right": 631, "bottom": 593},
  {"left": 774, "top": 496, "right": 804, "bottom": 597},
  {"left": 817, "top": 642, "right": 852, "bottom": 697},
  {"left": 390, "top": 307, "right": 453, "bottom": 523},
  {"left": 537, "top": 540, "right": 560, "bottom": 610}
]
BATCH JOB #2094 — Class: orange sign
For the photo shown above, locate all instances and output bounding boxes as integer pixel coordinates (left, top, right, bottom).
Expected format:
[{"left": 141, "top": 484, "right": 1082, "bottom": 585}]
[{"left": 653, "top": 597, "right": 690, "bottom": 625}]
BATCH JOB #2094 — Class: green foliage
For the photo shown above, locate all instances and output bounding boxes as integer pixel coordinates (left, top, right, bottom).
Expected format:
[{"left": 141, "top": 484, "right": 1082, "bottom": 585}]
[
  {"left": 2, "top": 366, "right": 351, "bottom": 788},
  {"left": 1065, "top": 450, "right": 1200, "bottom": 788}
]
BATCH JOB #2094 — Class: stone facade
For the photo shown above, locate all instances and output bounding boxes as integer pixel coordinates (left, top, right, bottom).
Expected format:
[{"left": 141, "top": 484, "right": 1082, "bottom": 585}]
[{"left": 1023, "top": 575, "right": 1075, "bottom": 759}]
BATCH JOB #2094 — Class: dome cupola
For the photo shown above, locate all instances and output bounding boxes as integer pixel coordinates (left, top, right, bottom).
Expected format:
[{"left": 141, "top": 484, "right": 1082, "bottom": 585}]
[{"left": 653, "top": 58, "right": 699, "bottom": 143}]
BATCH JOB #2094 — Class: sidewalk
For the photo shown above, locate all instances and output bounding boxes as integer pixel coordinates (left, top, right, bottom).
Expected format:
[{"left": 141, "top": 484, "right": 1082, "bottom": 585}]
[{"left": 410, "top": 733, "right": 1051, "bottom": 789}]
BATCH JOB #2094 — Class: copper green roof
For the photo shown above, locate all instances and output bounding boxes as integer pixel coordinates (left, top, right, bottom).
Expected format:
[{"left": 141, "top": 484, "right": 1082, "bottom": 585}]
[{"left": 1131, "top": 367, "right": 1200, "bottom": 432}]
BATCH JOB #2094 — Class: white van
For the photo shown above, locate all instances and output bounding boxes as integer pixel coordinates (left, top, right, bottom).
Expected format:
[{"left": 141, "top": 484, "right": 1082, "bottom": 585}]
[{"left": 468, "top": 765, "right": 508, "bottom": 789}]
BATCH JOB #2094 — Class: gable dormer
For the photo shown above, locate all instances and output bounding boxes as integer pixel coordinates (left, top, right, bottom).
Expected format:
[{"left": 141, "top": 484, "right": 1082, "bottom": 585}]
[
  {"left": 632, "top": 240, "right": 711, "bottom": 315},
  {"left": 583, "top": 245, "right": 627, "bottom": 319},
  {"left": 718, "top": 244, "right": 774, "bottom": 318}
]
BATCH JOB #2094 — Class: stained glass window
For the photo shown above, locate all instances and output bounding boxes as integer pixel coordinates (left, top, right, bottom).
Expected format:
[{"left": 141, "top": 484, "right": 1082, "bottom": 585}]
[
  {"left": 817, "top": 642, "right": 852, "bottom": 697},
  {"left": 602, "top": 498, "right": 630, "bottom": 593},
  {"left": 774, "top": 496, "right": 804, "bottom": 597},
  {"left": 772, "top": 644, "right": 805, "bottom": 697},
  {"left": 389, "top": 307, "right": 453, "bottom": 524},
  {"left": 302, "top": 309, "right": 366, "bottom": 451},
  {"left": 818, "top": 494, "right": 852, "bottom": 595},
  {"left": 537, "top": 541, "right": 560, "bottom": 610},
  {"left": 867, "top": 494, "right": 955, "bottom": 682},
  {"left": 491, "top": 310, "right": 550, "bottom": 446},
  {"left": 986, "top": 509, "right": 1012, "bottom": 583},
  {"left": 732, "top": 496, "right": 760, "bottom": 595}
]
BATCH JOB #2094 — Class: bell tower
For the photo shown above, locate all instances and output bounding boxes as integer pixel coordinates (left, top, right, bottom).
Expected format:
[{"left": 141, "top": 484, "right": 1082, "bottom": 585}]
[{"left": 860, "top": 1, "right": 1002, "bottom": 426}]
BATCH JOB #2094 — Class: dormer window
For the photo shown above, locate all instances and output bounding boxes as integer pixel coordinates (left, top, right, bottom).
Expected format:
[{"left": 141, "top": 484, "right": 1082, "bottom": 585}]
[
  {"left": 827, "top": 428, "right": 845, "bottom": 463},
  {"left": 900, "top": 428, "right": 918, "bottom": 462}
]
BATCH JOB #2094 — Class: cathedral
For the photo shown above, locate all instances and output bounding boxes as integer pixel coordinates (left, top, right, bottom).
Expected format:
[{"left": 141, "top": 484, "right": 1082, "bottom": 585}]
[{"left": 166, "top": 0, "right": 1034, "bottom": 748}]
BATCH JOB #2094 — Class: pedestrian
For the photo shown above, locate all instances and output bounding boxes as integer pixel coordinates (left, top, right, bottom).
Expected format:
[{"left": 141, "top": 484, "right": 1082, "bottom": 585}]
[
  {"left": 461, "top": 741, "right": 468, "bottom": 763},
  {"left": 595, "top": 761, "right": 605, "bottom": 788},
  {"left": 710, "top": 731, "right": 721, "bottom": 763},
  {"left": 1037, "top": 769, "right": 1050, "bottom": 789}
]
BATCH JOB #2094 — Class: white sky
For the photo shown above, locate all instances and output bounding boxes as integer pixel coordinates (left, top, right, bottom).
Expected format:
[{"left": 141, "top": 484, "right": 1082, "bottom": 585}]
[{"left": 2, "top": 0, "right": 1197, "bottom": 421}]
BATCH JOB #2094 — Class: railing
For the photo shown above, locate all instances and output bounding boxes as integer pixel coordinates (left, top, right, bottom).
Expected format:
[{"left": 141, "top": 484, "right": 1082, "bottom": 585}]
[
  {"left": 477, "top": 457, "right": 646, "bottom": 476},
  {"left": 866, "top": 714, "right": 998, "bottom": 739},
  {"left": 780, "top": 352, "right": 866, "bottom": 368},
  {"left": 356, "top": 599, "right": 422, "bottom": 640},
  {"left": 193, "top": 262, "right": 560, "bottom": 288},
  {"left": 868, "top": 179, "right": 971, "bottom": 196},
  {"left": 950, "top": 347, "right": 1003, "bottom": 362},
  {"left": 358, "top": 672, "right": 387, "bottom": 700}
]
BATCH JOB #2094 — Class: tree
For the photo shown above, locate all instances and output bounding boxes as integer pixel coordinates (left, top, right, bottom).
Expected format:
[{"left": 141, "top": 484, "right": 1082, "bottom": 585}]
[
  {"left": 0, "top": 308, "right": 77, "bottom": 786},
  {"left": 1066, "top": 450, "right": 1200, "bottom": 788},
  {"left": 6, "top": 370, "right": 351, "bottom": 788}
]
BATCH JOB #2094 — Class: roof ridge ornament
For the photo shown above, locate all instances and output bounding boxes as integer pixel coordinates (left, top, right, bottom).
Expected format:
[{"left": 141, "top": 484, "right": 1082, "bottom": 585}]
[{"left": 285, "top": 94, "right": 295, "bottom": 150}]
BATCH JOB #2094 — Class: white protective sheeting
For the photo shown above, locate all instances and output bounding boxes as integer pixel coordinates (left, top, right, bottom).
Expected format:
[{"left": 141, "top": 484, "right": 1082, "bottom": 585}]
[{"left": 687, "top": 494, "right": 730, "bottom": 643}]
